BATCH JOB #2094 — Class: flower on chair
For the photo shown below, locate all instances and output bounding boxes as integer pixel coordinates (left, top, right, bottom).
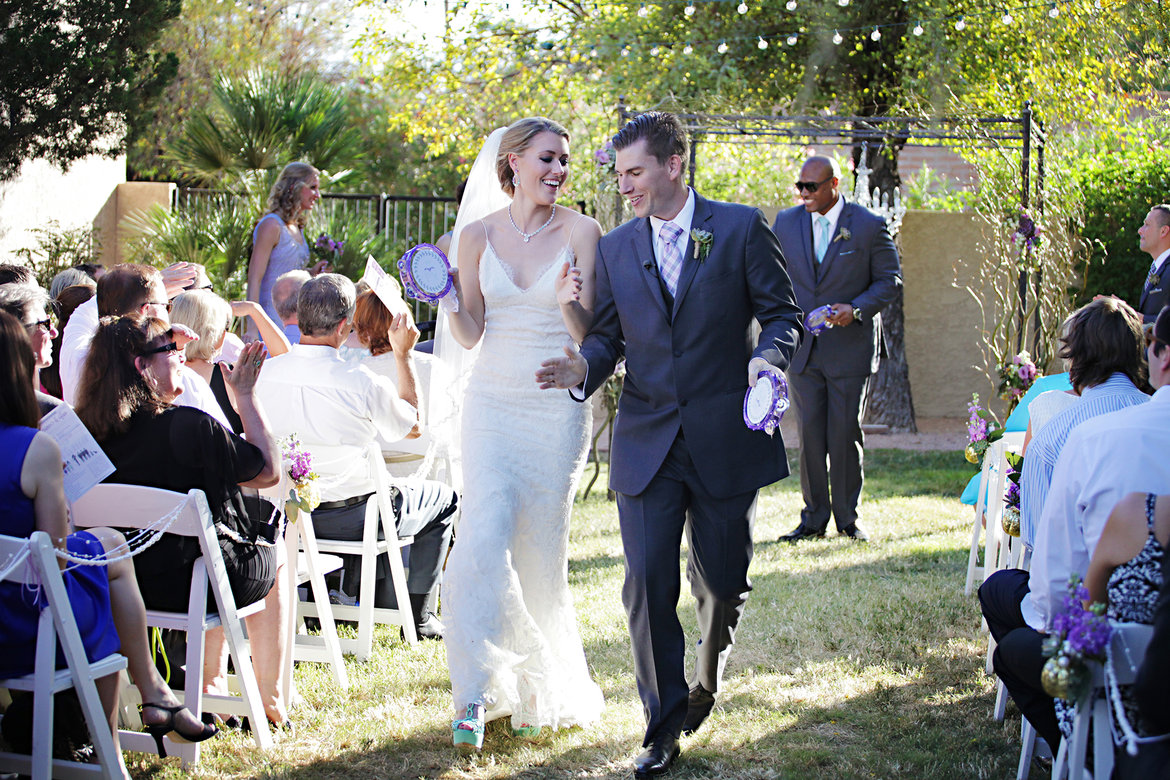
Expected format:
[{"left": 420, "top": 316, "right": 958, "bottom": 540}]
[
  {"left": 963, "top": 393, "right": 1004, "bottom": 464},
  {"left": 1041, "top": 577, "right": 1112, "bottom": 701},
  {"left": 281, "top": 435, "right": 321, "bottom": 516}
]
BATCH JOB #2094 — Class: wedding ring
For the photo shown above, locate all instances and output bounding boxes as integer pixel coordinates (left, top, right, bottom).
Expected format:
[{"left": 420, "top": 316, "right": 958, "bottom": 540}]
[{"left": 253, "top": 359, "right": 262, "bottom": 367}]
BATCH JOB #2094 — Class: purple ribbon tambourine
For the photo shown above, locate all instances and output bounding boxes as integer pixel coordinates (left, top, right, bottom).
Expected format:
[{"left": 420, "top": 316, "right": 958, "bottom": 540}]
[
  {"left": 743, "top": 370, "right": 790, "bottom": 435},
  {"left": 397, "top": 243, "right": 453, "bottom": 305},
  {"left": 805, "top": 304, "right": 834, "bottom": 335}
]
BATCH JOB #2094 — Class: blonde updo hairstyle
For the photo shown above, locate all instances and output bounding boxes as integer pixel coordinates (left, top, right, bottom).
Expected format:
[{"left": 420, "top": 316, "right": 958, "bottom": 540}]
[
  {"left": 170, "top": 289, "right": 233, "bottom": 362},
  {"left": 495, "top": 117, "right": 570, "bottom": 197},
  {"left": 266, "top": 162, "right": 319, "bottom": 227}
]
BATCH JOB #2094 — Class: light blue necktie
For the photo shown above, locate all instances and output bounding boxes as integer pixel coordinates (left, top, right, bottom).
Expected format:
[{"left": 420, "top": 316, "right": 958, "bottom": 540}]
[
  {"left": 815, "top": 216, "right": 831, "bottom": 263},
  {"left": 658, "top": 221, "right": 684, "bottom": 296}
]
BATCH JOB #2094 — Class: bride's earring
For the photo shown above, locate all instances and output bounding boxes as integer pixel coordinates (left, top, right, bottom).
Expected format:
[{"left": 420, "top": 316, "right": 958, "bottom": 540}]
[{"left": 511, "top": 170, "right": 519, "bottom": 189}]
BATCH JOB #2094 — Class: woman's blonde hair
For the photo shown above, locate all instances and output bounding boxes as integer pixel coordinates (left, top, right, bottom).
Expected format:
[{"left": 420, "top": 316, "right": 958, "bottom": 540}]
[
  {"left": 265, "top": 162, "right": 319, "bottom": 227},
  {"left": 171, "top": 289, "right": 232, "bottom": 362},
  {"left": 495, "top": 117, "right": 570, "bottom": 197}
]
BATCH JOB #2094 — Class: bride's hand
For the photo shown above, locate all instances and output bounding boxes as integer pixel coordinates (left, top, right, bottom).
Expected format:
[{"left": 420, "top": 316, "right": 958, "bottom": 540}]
[{"left": 555, "top": 262, "right": 582, "bottom": 305}]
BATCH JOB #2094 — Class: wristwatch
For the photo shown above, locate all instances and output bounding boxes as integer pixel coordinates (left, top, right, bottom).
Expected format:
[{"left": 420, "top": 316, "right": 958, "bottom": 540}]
[{"left": 851, "top": 305, "right": 862, "bottom": 322}]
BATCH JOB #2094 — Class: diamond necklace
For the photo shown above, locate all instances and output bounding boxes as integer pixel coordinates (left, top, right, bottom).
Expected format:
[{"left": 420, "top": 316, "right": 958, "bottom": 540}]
[{"left": 508, "top": 204, "right": 557, "bottom": 243}]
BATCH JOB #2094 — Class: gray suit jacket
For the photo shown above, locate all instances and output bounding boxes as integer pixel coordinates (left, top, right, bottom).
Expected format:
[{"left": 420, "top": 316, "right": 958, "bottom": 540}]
[
  {"left": 580, "top": 193, "right": 803, "bottom": 499},
  {"left": 772, "top": 199, "right": 902, "bottom": 377}
]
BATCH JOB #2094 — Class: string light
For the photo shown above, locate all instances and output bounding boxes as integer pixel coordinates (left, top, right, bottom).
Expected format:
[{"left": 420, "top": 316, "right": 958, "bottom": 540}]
[
  {"left": 837, "top": 0, "right": 849, "bottom": 5},
  {"left": 1049, "top": 3, "right": 1060, "bottom": 17},
  {"left": 650, "top": 45, "right": 660, "bottom": 55},
  {"left": 1002, "top": 10, "right": 1013, "bottom": 24},
  {"left": 913, "top": 22, "right": 924, "bottom": 35},
  {"left": 757, "top": 35, "right": 767, "bottom": 49},
  {"left": 683, "top": 42, "right": 693, "bottom": 53},
  {"left": 870, "top": 27, "right": 881, "bottom": 40},
  {"left": 737, "top": 2, "right": 748, "bottom": 13},
  {"left": 786, "top": 33, "right": 798, "bottom": 45},
  {"left": 832, "top": 29, "right": 843, "bottom": 45},
  {"left": 785, "top": 0, "right": 797, "bottom": 10},
  {"left": 955, "top": 17, "right": 966, "bottom": 30},
  {"left": 717, "top": 40, "right": 729, "bottom": 53},
  {"left": 637, "top": 3, "right": 648, "bottom": 18},
  {"left": 621, "top": 45, "right": 629, "bottom": 56},
  {"left": 684, "top": 1, "right": 695, "bottom": 16}
]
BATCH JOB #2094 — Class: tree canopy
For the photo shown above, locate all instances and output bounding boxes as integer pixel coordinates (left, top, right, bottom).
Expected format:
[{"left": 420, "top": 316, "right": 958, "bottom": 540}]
[{"left": 0, "top": 0, "right": 180, "bottom": 182}]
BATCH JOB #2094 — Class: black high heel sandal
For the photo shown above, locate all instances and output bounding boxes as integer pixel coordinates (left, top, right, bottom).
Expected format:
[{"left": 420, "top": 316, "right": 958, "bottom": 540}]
[{"left": 141, "top": 702, "right": 219, "bottom": 757}]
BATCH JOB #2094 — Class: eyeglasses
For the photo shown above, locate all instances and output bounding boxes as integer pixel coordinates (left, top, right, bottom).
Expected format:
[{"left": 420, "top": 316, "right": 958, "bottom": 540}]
[
  {"left": 141, "top": 301, "right": 173, "bottom": 313},
  {"left": 25, "top": 318, "right": 53, "bottom": 333},
  {"left": 143, "top": 341, "right": 180, "bottom": 356},
  {"left": 794, "top": 176, "right": 833, "bottom": 193}
]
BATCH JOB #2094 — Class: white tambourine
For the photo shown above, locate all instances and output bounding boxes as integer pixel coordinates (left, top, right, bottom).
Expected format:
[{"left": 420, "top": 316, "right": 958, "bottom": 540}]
[
  {"left": 397, "top": 243, "right": 453, "bottom": 304},
  {"left": 743, "top": 370, "right": 790, "bottom": 435}
]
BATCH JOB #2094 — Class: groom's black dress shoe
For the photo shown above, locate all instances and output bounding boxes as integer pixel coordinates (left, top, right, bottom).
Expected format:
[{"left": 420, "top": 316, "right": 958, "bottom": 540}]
[
  {"left": 840, "top": 523, "right": 869, "bottom": 542},
  {"left": 680, "top": 685, "right": 715, "bottom": 736},
  {"left": 633, "top": 732, "right": 680, "bottom": 778},
  {"left": 779, "top": 524, "right": 825, "bottom": 543}
]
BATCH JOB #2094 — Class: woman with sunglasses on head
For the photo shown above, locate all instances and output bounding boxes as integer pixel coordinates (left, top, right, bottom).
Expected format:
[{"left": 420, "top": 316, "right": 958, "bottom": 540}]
[
  {"left": 0, "top": 311, "right": 217, "bottom": 764},
  {"left": 75, "top": 315, "right": 294, "bottom": 729}
]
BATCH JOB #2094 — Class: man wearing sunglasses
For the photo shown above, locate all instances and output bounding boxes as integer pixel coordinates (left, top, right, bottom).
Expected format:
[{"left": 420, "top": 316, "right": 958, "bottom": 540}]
[
  {"left": 1137, "top": 204, "right": 1170, "bottom": 324},
  {"left": 771, "top": 155, "right": 902, "bottom": 543}
]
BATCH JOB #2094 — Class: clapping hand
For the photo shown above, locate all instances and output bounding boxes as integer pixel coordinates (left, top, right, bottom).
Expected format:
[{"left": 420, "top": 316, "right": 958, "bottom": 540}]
[
  {"left": 555, "top": 262, "right": 582, "bottom": 305},
  {"left": 222, "top": 341, "right": 267, "bottom": 395},
  {"left": 536, "top": 346, "right": 587, "bottom": 390},
  {"left": 171, "top": 323, "right": 200, "bottom": 351},
  {"left": 161, "top": 262, "right": 199, "bottom": 298}
]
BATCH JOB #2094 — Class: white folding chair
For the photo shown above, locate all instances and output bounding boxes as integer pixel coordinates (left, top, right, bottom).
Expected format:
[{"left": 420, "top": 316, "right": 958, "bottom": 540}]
[
  {"left": 1057, "top": 622, "right": 1155, "bottom": 780},
  {"left": 966, "top": 431, "right": 1025, "bottom": 596},
  {"left": 0, "top": 532, "right": 127, "bottom": 780},
  {"left": 307, "top": 442, "right": 417, "bottom": 660},
  {"left": 71, "top": 486, "right": 274, "bottom": 764}
]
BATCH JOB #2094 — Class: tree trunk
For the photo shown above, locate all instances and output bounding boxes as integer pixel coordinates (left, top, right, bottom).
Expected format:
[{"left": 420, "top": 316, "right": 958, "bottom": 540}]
[{"left": 865, "top": 287, "right": 917, "bottom": 432}]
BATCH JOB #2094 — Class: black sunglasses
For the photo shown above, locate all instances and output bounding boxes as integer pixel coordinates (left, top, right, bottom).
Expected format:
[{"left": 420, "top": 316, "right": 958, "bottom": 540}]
[
  {"left": 26, "top": 318, "right": 53, "bottom": 333},
  {"left": 143, "top": 340, "right": 180, "bottom": 356},
  {"left": 794, "top": 176, "right": 833, "bottom": 193}
]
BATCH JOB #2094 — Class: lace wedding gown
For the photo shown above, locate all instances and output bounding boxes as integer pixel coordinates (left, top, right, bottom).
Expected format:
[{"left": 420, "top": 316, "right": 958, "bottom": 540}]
[{"left": 443, "top": 238, "right": 604, "bottom": 730}]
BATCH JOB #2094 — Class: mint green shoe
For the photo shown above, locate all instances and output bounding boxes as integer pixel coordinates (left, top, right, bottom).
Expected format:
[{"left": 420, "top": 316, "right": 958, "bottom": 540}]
[
  {"left": 452, "top": 704, "right": 485, "bottom": 749},
  {"left": 511, "top": 723, "right": 541, "bottom": 739}
]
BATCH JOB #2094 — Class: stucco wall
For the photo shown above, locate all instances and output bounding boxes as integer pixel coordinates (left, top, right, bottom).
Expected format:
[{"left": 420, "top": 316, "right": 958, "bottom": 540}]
[
  {"left": 105, "top": 182, "right": 175, "bottom": 264},
  {"left": 0, "top": 154, "right": 126, "bottom": 265}
]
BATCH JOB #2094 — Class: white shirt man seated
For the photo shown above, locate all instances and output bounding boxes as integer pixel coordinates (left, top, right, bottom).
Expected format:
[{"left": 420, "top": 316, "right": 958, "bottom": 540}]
[
  {"left": 271, "top": 270, "right": 310, "bottom": 345},
  {"left": 255, "top": 274, "right": 456, "bottom": 639}
]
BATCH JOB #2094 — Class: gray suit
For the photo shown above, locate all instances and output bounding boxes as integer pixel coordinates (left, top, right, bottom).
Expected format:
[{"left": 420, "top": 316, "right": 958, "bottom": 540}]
[
  {"left": 772, "top": 199, "right": 902, "bottom": 533},
  {"left": 580, "top": 192, "right": 802, "bottom": 744}
]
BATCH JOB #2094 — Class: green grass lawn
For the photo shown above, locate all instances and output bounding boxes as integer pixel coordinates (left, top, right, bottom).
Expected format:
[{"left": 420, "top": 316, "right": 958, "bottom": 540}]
[{"left": 126, "top": 449, "right": 1037, "bottom": 779}]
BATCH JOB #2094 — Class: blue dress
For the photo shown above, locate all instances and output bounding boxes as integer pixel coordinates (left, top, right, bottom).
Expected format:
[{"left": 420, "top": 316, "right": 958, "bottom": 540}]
[
  {"left": 253, "top": 212, "right": 311, "bottom": 328},
  {"left": 0, "top": 424, "right": 120, "bottom": 677}
]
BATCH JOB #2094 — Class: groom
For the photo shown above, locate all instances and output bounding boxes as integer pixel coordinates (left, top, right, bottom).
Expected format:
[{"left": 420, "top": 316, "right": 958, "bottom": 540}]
[{"left": 537, "top": 111, "right": 802, "bottom": 777}]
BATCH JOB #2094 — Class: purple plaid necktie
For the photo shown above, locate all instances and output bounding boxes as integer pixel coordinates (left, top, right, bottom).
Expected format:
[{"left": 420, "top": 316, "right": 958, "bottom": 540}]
[{"left": 658, "top": 221, "right": 684, "bottom": 296}]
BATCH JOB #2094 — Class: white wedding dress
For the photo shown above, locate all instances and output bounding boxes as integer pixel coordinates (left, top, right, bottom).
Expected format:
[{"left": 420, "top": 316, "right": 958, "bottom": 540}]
[{"left": 443, "top": 236, "right": 604, "bottom": 730}]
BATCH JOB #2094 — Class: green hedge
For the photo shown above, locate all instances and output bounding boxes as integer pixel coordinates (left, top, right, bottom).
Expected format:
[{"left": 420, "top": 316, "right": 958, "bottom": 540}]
[{"left": 1073, "top": 150, "right": 1170, "bottom": 306}]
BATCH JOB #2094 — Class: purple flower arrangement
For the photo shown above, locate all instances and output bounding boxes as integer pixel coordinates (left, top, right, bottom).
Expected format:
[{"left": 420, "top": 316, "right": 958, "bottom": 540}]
[
  {"left": 1001, "top": 451, "right": 1023, "bottom": 536},
  {"left": 997, "top": 350, "right": 1041, "bottom": 411},
  {"left": 1040, "top": 577, "right": 1113, "bottom": 701},
  {"left": 594, "top": 140, "right": 616, "bottom": 175},
  {"left": 281, "top": 435, "right": 321, "bottom": 513},
  {"left": 964, "top": 393, "right": 1004, "bottom": 464},
  {"left": 312, "top": 233, "right": 345, "bottom": 264},
  {"left": 1011, "top": 209, "right": 1043, "bottom": 249}
]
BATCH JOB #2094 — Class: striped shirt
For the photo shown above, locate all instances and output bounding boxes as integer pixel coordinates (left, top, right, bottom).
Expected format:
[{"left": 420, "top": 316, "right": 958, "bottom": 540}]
[{"left": 1019, "top": 373, "right": 1149, "bottom": 547}]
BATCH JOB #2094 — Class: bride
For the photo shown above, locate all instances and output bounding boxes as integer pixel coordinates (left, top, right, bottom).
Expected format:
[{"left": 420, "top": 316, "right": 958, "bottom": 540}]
[{"left": 438, "top": 117, "right": 605, "bottom": 748}]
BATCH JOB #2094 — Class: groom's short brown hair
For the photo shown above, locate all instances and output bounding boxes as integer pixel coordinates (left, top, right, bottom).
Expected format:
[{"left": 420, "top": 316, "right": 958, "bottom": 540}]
[{"left": 612, "top": 111, "right": 688, "bottom": 173}]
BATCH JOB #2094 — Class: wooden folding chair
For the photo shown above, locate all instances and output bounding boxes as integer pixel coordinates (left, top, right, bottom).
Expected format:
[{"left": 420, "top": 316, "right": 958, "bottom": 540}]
[
  {"left": 308, "top": 442, "right": 417, "bottom": 660},
  {"left": 71, "top": 485, "right": 273, "bottom": 764},
  {"left": 0, "top": 532, "right": 127, "bottom": 779}
]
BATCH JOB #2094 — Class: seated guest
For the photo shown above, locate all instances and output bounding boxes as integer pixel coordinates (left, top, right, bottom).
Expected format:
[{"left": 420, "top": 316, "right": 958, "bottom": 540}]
[
  {"left": 0, "top": 284, "right": 63, "bottom": 416},
  {"left": 40, "top": 282, "right": 96, "bottom": 399},
  {"left": 256, "top": 274, "right": 457, "bottom": 639},
  {"left": 980, "top": 305, "right": 1170, "bottom": 754},
  {"left": 170, "top": 290, "right": 290, "bottom": 433},
  {"left": 75, "top": 315, "right": 294, "bottom": 728},
  {"left": 0, "top": 312, "right": 216, "bottom": 764},
  {"left": 1018, "top": 297, "right": 1149, "bottom": 547},
  {"left": 59, "top": 262, "right": 198, "bottom": 405},
  {"left": 1124, "top": 531, "right": 1170, "bottom": 779},
  {"left": 270, "top": 270, "right": 309, "bottom": 345},
  {"left": 346, "top": 288, "right": 452, "bottom": 479}
]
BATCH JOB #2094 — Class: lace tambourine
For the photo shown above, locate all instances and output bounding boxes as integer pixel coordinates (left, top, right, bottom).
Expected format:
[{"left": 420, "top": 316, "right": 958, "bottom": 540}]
[
  {"left": 398, "top": 243, "right": 453, "bottom": 304},
  {"left": 744, "top": 370, "right": 789, "bottom": 435},
  {"left": 805, "top": 304, "right": 834, "bottom": 335}
]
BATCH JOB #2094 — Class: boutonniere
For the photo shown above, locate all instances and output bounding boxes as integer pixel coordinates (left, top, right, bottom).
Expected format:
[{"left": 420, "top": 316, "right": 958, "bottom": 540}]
[
  {"left": 691, "top": 228, "right": 713, "bottom": 262},
  {"left": 1148, "top": 272, "right": 1161, "bottom": 288},
  {"left": 833, "top": 227, "right": 852, "bottom": 243}
]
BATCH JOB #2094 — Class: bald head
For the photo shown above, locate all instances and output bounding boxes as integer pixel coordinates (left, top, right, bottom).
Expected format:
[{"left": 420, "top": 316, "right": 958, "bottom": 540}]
[
  {"left": 797, "top": 155, "right": 842, "bottom": 215},
  {"left": 272, "top": 270, "right": 311, "bottom": 324}
]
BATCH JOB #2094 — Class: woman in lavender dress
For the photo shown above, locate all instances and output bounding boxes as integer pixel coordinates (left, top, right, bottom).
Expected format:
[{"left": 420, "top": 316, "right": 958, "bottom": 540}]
[{"left": 247, "top": 162, "right": 330, "bottom": 329}]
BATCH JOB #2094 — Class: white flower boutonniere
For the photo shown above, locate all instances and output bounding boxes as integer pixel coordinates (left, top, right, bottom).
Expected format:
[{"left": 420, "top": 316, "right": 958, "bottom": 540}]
[
  {"left": 833, "top": 227, "right": 852, "bottom": 243},
  {"left": 691, "top": 228, "right": 714, "bottom": 262}
]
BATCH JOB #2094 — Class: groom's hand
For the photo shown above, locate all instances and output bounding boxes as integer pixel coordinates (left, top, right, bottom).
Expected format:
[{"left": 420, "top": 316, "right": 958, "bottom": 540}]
[
  {"left": 748, "top": 357, "right": 782, "bottom": 387},
  {"left": 536, "top": 346, "right": 587, "bottom": 390}
]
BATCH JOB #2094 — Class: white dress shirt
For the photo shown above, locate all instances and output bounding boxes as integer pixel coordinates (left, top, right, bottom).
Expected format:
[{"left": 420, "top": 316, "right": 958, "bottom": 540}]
[
  {"left": 813, "top": 194, "right": 845, "bottom": 260},
  {"left": 1022, "top": 384, "right": 1170, "bottom": 631},
  {"left": 59, "top": 296, "right": 98, "bottom": 405},
  {"left": 254, "top": 343, "right": 418, "bottom": 501},
  {"left": 649, "top": 188, "right": 696, "bottom": 268}
]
